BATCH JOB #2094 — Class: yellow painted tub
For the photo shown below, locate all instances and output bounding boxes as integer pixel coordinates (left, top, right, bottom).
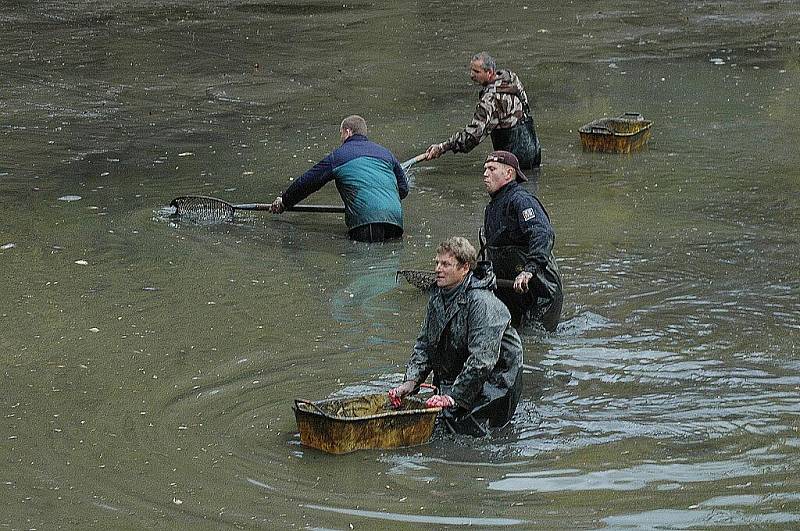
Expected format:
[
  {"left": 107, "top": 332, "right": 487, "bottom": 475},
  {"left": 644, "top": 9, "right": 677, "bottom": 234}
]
[
  {"left": 579, "top": 112, "right": 653, "bottom": 153},
  {"left": 293, "top": 393, "right": 440, "bottom": 454}
]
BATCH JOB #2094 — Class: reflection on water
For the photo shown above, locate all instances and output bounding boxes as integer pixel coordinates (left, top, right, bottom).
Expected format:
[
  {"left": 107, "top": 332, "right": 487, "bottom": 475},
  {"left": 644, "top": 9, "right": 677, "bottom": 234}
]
[
  {"left": 489, "top": 448, "right": 788, "bottom": 492},
  {"left": 302, "top": 503, "right": 527, "bottom": 526},
  {"left": 330, "top": 253, "right": 402, "bottom": 328},
  {"left": 2, "top": 0, "right": 800, "bottom": 528}
]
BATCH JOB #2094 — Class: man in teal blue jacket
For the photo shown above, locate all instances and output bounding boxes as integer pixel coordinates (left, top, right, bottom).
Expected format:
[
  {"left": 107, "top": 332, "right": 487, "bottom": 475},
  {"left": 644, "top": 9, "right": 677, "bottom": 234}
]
[{"left": 269, "top": 115, "right": 409, "bottom": 242}]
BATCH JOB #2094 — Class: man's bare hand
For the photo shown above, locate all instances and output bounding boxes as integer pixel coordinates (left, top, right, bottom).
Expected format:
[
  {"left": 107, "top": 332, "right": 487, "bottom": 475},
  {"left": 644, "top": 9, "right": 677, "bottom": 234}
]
[
  {"left": 388, "top": 380, "right": 416, "bottom": 408},
  {"left": 425, "top": 394, "right": 455, "bottom": 408},
  {"left": 425, "top": 143, "right": 445, "bottom": 160},
  {"left": 513, "top": 271, "right": 533, "bottom": 293},
  {"left": 269, "top": 196, "right": 285, "bottom": 214}
]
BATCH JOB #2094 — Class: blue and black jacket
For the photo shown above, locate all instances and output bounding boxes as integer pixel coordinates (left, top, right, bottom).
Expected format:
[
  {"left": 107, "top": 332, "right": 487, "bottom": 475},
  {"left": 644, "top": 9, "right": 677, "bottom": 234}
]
[
  {"left": 483, "top": 181, "right": 563, "bottom": 331},
  {"left": 281, "top": 134, "right": 409, "bottom": 232}
]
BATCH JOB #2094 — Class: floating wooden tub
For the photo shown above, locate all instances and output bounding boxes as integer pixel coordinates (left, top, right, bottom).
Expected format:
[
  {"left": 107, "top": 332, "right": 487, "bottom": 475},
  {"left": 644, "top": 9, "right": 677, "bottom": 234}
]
[
  {"left": 293, "top": 393, "right": 440, "bottom": 454},
  {"left": 579, "top": 112, "right": 653, "bottom": 153}
]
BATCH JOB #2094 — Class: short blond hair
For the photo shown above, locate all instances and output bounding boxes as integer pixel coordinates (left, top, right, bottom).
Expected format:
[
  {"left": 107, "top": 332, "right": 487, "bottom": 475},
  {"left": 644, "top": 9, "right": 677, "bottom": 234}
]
[
  {"left": 437, "top": 237, "right": 477, "bottom": 269},
  {"left": 340, "top": 115, "right": 367, "bottom": 136}
]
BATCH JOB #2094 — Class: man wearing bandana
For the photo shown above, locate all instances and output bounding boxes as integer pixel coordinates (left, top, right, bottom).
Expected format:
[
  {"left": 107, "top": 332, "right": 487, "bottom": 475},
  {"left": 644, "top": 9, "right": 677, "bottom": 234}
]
[{"left": 481, "top": 151, "right": 562, "bottom": 332}]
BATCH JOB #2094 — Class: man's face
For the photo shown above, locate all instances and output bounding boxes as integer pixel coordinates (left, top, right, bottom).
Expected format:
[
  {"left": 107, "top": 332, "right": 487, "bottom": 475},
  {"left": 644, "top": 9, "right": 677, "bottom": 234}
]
[
  {"left": 469, "top": 60, "right": 493, "bottom": 85},
  {"left": 340, "top": 127, "right": 352, "bottom": 143},
  {"left": 483, "top": 161, "right": 514, "bottom": 194},
  {"left": 435, "top": 251, "right": 469, "bottom": 289}
]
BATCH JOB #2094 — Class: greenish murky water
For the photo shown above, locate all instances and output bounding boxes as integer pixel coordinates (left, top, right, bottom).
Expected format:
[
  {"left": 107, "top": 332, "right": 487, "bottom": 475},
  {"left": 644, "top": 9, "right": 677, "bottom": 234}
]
[{"left": 2, "top": 1, "right": 799, "bottom": 528}]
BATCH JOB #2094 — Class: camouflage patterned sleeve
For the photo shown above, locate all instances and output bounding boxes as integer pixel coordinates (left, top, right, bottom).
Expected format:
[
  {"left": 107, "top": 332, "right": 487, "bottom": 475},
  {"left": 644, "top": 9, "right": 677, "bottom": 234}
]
[
  {"left": 518, "top": 84, "right": 530, "bottom": 110},
  {"left": 442, "top": 91, "right": 500, "bottom": 153}
]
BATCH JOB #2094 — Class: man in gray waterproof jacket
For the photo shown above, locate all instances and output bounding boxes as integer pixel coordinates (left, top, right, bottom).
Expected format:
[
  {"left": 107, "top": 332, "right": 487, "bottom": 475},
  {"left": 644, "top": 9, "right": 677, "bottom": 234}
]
[{"left": 389, "top": 237, "right": 523, "bottom": 436}]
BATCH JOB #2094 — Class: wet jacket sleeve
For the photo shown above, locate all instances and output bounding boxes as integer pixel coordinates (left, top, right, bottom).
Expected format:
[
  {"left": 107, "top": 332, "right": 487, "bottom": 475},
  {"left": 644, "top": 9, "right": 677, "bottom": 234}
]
[
  {"left": 404, "top": 299, "right": 434, "bottom": 384},
  {"left": 280, "top": 153, "right": 335, "bottom": 208},
  {"left": 442, "top": 91, "right": 499, "bottom": 153},
  {"left": 514, "top": 195, "right": 555, "bottom": 274},
  {"left": 447, "top": 294, "right": 507, "bottom": 408},
  {"left": 392, "top": 158, "right": 409, "bottom": 200}
]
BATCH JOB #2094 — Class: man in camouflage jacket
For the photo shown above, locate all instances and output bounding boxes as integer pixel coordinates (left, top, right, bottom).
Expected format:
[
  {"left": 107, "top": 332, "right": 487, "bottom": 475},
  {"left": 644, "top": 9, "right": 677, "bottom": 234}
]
[
  {"left": 425, "top": 52, "right": 541, "bottom": 168},
  {"left": 389, "top": 237, "right": 524, "bottom": 436}
]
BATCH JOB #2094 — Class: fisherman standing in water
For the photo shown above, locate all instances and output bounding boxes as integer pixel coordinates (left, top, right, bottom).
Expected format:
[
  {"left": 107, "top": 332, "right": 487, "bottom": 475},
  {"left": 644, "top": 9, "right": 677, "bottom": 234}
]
[
  {"left": 480, "top": 151, "right": 562, "bottom": 332},
  {"left": 389, "top": 237, "right": 524, "bottom": 437},
  {"left": 424, "top": 52, "right": 541, "bottom": 169},
  {"left": 270, "top": 115, "right": 409, "bottom": 243}
]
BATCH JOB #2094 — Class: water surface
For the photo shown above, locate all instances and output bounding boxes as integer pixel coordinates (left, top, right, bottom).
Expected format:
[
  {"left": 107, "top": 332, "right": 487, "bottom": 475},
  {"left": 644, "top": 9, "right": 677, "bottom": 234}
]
[{"left": 2, "top": 1, "right": 799, "bottom": 528}]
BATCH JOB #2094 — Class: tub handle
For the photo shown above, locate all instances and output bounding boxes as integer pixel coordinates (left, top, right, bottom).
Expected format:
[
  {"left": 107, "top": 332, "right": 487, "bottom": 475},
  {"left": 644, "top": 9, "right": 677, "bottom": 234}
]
[
  {"left": 419, "top": 383, "right": 439, "bottom": 394},
  {"left": 295, "top": 399, "right": 329, "bottom": 417},
  {"left": 587, "top": 125, "right": 613, "bottom": 134}
]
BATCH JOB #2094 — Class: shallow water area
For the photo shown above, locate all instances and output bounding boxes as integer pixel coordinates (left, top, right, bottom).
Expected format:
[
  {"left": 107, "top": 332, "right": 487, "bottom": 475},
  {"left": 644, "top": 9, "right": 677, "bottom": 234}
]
[{"left": 2, "top": 0, "right": 799, "bottom": 528}]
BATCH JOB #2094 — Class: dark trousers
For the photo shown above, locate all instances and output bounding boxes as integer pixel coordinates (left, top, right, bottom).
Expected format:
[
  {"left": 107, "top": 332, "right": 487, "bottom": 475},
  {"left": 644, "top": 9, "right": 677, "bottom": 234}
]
[
  {"left": 496, "top": 287, "right": 562, "bottom": 333},
  {"left": 490, "top": 115, "right": 541, "bottom": 168},
  {"left": 437, "top": 372, "right": 522, "bottom": 437},
  {"left": 348, "top": 223, "right": 403, "bottom": 243}
]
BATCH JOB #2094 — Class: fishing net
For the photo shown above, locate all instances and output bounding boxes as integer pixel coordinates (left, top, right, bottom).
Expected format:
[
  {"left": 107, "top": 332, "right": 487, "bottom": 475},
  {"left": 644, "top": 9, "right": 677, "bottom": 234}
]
[
  {"left": 396, "top": 269, "right": 437, "bottom": 291},
  {"left": 170, "top": 195, "right": 235, "bottom": 222}
]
